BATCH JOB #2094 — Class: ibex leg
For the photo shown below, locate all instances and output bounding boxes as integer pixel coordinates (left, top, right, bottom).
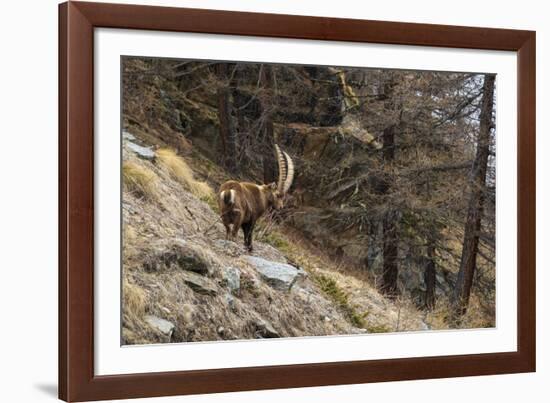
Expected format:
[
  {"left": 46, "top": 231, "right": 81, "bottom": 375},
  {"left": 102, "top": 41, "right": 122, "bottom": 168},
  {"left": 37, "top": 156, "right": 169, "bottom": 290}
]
[{"left": 242, "top": 222, "right": 255, "bottom": 252}]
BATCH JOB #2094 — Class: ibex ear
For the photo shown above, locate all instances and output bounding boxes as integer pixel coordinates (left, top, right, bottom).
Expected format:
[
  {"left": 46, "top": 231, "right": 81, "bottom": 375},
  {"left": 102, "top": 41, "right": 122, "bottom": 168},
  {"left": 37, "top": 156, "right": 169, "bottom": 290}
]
[{"left": 268, "top": 182, "right": 278, "bottom": 191}]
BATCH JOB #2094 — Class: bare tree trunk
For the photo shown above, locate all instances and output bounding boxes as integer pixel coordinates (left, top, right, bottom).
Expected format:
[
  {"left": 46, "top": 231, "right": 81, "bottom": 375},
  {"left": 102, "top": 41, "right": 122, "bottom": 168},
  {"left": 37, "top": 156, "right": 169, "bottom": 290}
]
[
  {"left": 424, "top": 239, "right": 436, "bottom": 310},
  {"left": 380, "top": 78, "right": 399, "bottom": 298},
  {"left": 424, "top": 179, "right": 436, "bottom": 311},
  {"left": 382, "top": 208, "right": 399, "bottom": 297},
  {"left": 452, "top": 74, "right": 495, "bottom": 317},
  {"left": 217, "top": 63, "right": 238, "bottom": 173}
]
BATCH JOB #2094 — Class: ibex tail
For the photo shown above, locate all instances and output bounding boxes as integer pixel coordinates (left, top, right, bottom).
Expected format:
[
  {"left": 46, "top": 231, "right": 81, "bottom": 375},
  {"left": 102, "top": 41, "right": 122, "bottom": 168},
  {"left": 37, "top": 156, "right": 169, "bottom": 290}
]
[{"left": 220, "top": 189, "right": 235, "bottom": 206}]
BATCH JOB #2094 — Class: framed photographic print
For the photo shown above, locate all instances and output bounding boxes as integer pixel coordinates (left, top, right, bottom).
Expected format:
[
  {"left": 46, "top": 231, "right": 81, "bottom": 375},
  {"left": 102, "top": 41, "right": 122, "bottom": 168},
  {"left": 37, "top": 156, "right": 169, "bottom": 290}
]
[{"left": 59, "top": 1, "right": 536, "bottom": 401}]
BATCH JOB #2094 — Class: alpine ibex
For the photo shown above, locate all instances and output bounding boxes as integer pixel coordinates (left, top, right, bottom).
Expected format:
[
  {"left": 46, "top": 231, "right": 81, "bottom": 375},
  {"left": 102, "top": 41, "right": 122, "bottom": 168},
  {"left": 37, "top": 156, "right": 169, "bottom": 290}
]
[{"left": 218, "top": 145, "right": 294, "bottom": 252}]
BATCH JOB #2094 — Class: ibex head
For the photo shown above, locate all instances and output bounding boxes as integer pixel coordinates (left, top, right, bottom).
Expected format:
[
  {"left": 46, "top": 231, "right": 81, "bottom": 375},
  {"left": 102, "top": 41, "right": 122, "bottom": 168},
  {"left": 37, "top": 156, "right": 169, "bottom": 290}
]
[{"left": 268, "top": 144, "right": 295, "bottom": 209}]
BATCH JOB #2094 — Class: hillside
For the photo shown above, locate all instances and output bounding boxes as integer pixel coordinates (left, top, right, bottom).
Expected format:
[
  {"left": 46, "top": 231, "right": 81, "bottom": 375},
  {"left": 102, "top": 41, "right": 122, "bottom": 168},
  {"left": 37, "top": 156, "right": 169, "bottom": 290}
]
[{"left": 122, "top": 132, "right": 432, "bottom": 344}]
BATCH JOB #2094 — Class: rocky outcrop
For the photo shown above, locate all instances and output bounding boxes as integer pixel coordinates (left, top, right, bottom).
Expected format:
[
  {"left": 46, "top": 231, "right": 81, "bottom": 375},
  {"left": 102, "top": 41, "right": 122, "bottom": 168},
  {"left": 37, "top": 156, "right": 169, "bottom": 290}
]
[
  {"left": 180, "top": 271, "right": 218, "bottom": 296},
  {"left": 126, "top": 141, "right": 156, "bottom": 161},
  {"left": 123, "top": 130, "right": 136, "bottom": 141},
  {"left": 253, "top": 318, "right": 280, "bottom": 338},
  {"left": 245, "top": 256, "right": 306, "bottom": 291}
]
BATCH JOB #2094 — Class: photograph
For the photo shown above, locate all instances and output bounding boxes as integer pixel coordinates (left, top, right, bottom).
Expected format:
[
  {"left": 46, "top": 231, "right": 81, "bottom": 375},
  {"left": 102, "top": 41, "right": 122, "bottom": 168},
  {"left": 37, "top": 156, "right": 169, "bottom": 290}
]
[{"left": 121, "top": 56, "right": 496, "bottom": 345}]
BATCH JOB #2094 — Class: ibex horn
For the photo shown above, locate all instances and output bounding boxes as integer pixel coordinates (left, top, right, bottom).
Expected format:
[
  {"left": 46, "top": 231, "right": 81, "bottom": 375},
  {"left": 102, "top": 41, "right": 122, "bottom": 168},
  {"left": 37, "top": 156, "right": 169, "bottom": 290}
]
[
  {"left": 282, "top": 151, "right": 294, "bottom": 194},
  {"left": 274, "top": 144, "right": 287, "bottom": 193}
]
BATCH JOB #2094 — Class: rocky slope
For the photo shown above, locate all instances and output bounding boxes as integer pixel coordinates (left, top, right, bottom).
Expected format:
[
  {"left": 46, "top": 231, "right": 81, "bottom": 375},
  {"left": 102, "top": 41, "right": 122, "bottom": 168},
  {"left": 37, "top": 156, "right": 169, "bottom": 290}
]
[{"left": 121, "top": 132, "right": 430, "bottom": 345}]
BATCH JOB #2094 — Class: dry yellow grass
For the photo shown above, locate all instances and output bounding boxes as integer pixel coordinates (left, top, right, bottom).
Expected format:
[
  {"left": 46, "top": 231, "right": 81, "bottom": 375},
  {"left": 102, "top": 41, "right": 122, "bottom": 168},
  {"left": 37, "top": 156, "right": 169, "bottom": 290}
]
[
  {"left": 156, "top": 148, "right": 194, "bottom": 183},
  {"left": 156, "top": 148, "right": 213, "bottom": 199},
  {"left": 192, "top": 181, "right": 213, "bottom": 199},
  {"left": 123, "top": 278, "right": 148, "bottom": 317},
  {"left": 123, "top": 161, "right": 158, "bottom": 199}
]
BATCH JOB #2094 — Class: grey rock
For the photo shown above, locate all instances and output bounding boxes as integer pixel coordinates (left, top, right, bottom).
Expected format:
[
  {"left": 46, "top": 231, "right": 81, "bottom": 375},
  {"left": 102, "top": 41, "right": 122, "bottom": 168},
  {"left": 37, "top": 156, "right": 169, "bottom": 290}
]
[
  {"left": 180, "top": 271, "right": 218, "bottom": 296},
  {"left": 223, "top": 266, "right": 240, "bottom": 294},
  {"left": 251, "top": 243, "right": 288, "bottom": 263},
  {"left": 349, "top": 327, "right": 369, "bottom": 334},
  {"left": 254, "top": 319, "right": 280, "bottom": 338},
  {"left": 245, "top": 256, "right": 306, "bottom": 291},
  {"left": 122, "top": 130, "right": 136, "bottom": 141},
  {"left": 127, "top": 141, "right": 155, "bottom": 160},
  {"left": 144, "top": 315, "right": 175, "bottom": 342}
]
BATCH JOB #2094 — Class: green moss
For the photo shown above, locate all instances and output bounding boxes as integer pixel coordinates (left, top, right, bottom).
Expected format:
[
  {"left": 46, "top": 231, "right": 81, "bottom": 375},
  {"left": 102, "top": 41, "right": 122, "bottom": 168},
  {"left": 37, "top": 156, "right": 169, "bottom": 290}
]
[
  {"left": 261, "top": 231, "right": 290, "bottom": 251},
  {"left": 313, "top": 273, "right": 368, "bottom": 328},
  {"left": 349, "top": 311, "right": 368, "bottom": 328},
  {"left": 315, "top": 274, "right": 349, "bottom": 307},
  {"left": 366, "top": 324, "right": 391, "bottom": 333}
]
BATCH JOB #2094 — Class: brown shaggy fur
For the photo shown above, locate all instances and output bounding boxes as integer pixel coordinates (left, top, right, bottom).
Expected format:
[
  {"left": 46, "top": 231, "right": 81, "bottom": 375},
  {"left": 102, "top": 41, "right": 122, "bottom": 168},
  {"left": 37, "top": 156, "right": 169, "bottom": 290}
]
[{"left": 218, "top": 180, "right": 279, "bottom": 252}]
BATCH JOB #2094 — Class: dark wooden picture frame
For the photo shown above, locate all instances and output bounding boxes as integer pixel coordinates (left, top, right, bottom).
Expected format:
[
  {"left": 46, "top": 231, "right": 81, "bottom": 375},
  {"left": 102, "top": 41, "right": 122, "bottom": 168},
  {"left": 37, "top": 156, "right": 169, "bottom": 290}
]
[{"left": 59, "top": 1, "right": 536, "bottom": 401}]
